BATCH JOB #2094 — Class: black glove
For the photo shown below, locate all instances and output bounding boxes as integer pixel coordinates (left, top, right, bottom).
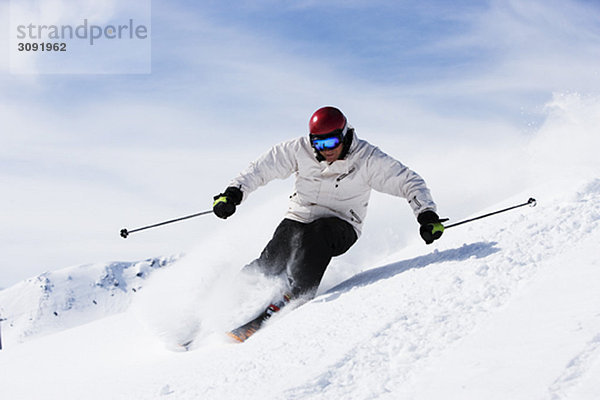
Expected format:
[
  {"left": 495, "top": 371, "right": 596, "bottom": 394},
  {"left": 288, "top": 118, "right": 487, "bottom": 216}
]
[
  {"left": 213, "top": 186, "right": 243, "bottom": 219},
  {"left": 418, "top": 210, "right": 445, "bottom": 245}
]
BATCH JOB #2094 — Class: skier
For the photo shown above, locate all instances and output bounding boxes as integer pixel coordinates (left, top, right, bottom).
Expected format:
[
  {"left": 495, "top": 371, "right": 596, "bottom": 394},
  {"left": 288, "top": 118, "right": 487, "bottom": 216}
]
[{"left": 213, "top": 106, "right": 444, "bottom": 341}]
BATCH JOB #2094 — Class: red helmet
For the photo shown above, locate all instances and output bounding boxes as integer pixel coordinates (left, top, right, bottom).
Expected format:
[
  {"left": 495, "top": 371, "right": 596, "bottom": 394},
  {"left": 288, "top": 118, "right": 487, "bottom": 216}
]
[{"left": 309, "top": 106, "right": 347, "bottom": 136}]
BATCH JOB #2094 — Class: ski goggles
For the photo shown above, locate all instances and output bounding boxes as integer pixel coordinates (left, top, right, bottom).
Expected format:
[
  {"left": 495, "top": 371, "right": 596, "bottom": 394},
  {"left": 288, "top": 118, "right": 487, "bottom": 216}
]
[{"left": 310, "top": 131, "right": 344, "bottom": 151}]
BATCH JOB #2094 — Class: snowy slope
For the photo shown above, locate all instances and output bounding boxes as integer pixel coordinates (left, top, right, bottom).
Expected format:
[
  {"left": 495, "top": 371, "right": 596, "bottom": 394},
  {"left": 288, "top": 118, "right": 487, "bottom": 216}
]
[
  {"left": 1, "top": 93, "right": 599, "bottom": 399},
  {"left": 0, "top": 256, "right": 178, "bottom": 346},
  {"left": 0, "top": 178, "right": 599, "bottom": 400}
]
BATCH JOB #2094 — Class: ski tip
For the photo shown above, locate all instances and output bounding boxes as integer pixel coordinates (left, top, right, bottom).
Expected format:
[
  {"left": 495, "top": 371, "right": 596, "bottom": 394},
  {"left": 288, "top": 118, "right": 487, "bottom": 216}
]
[
  {"left": 227, "top": 325, "right": 259, "bottom": 343},
  {"left": 179, "top": 340, "right": 194, "bottom": 351},
  {"left": 165, "top": 341, "right": 193, "bottom": 352},
  {"left": 227, "top": 331, "right": 246, "bottom": 343}
]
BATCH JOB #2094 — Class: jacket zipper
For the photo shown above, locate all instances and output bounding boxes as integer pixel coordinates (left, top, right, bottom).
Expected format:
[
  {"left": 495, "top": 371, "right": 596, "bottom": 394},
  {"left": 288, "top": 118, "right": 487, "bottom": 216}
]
[{"left": 336, "top": 166, "right": 356, "bottom": 182}]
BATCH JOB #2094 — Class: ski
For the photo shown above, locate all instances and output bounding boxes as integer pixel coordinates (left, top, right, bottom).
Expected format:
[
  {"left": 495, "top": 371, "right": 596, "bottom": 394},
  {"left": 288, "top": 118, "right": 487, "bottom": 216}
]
[
  {"left": 227, "top": 294, "right": 291, "bottom": 343},
  {"left": 227, "top": 311, "right": 269, "bottom": 343},
  {"left": 178, "top": 339, "right": 195, "bottom": 351}
]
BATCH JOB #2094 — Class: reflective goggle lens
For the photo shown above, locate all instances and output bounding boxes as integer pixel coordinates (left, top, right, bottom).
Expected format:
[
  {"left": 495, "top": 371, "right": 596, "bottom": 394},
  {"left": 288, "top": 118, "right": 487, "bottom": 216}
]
[{"left": 312, "top": 136, "right": 342, "bottom": 151}]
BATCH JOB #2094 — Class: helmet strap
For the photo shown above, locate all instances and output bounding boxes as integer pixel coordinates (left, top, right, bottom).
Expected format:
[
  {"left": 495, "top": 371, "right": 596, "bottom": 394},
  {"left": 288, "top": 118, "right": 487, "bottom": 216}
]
[{"left": 339, "top": 127, "right": 354, "bottom": 159}]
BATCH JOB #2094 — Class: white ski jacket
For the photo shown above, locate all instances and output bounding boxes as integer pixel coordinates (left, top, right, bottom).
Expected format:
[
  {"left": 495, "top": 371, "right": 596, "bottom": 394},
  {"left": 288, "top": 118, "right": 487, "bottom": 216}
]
[{"left": 230, "top": 130, "right": 437, "bottom": 236}]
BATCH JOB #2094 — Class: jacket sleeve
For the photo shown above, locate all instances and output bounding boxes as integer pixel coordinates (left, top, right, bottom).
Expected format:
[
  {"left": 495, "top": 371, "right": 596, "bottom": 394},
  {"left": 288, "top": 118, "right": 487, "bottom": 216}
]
[
  {"left": 229, "top": 139, "right": 300, "bottom": 202},
  {"left": 365, "top": 147, "right": 437, "bottom": 217}
]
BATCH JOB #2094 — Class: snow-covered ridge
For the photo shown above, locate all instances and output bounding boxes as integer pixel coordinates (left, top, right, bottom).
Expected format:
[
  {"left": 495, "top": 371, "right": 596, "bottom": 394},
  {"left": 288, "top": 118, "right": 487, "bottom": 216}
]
[{"left": 0, "top": 256, "right": 179, "bottom": 345}]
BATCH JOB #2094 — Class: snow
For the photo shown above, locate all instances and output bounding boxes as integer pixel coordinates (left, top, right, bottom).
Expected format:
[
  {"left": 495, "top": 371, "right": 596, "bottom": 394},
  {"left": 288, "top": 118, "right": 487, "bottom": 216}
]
[
  {"left": 0, "top": 256, "right": 179, "bottom": 345},
  {"left": 1, "top": 94, "right": 600, "bottom": 399}
]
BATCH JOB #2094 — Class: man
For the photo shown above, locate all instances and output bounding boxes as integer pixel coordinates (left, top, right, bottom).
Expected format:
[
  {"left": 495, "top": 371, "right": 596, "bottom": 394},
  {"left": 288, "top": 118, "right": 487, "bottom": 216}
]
[{"left": 213, "top": 106, "right": 444, "bottom": 340}]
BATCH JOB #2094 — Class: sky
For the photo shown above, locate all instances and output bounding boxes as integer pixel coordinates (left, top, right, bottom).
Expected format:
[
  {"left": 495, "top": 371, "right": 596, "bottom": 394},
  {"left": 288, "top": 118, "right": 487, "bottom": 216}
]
[{"left": 1, "top": 0, "right": 599, "bottom": 288}]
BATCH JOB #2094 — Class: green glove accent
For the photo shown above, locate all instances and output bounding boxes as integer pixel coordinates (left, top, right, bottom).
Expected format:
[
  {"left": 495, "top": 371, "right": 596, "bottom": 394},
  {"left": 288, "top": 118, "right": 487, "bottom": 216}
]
[
  {"left": 431, "top": 222, "right": 445, "bottom": 235},
  {"left": 420, "top": 222, "right": 444, "bottom": 244},
  {"left": 213, "top": 196, "right": 228, "bottom": 208}
]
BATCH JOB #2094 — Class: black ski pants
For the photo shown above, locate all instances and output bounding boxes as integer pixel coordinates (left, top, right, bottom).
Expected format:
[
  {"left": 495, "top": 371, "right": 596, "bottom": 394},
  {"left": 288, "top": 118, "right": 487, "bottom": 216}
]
[{"left": 244, "top": 217, "right": 358, "bottom": 298}]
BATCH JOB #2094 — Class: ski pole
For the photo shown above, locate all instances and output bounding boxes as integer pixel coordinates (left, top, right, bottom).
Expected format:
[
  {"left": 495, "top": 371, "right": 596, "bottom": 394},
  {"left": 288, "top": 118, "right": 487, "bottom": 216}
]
[
  {"left": 120, "top": 210, "right": 213, "bottom": 239},
  {"left": 444, "top": 198, "right": 537, "bottom": 229}
]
